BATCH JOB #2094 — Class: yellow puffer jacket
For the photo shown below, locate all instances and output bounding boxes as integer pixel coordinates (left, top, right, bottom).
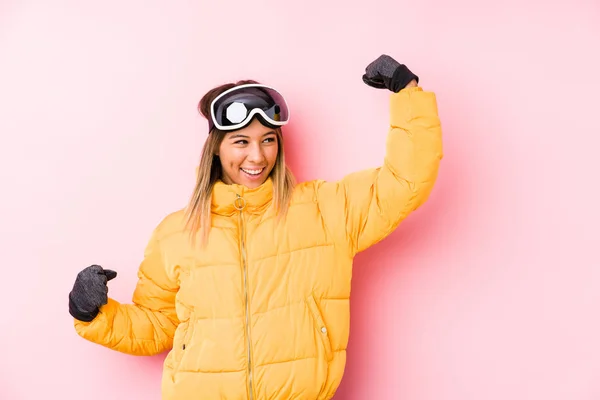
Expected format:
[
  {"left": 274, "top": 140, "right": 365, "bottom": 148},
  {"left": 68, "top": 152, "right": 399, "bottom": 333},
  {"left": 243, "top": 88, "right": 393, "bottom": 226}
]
[{"left": 73, "top": 86, "right": 443, "bottom": 400}]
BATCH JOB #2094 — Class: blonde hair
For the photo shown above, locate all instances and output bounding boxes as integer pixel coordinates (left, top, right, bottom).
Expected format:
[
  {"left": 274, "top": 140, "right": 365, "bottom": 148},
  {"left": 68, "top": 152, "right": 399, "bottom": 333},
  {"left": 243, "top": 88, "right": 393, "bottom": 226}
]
[{"left": 184, "top": 79, "right": 296, "bottom": 245}]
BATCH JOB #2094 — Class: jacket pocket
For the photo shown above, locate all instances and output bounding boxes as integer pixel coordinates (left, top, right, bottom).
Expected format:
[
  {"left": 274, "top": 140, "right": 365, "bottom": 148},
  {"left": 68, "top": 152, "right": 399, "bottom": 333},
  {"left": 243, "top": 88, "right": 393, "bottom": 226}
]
[
  {"left": 172, "top": 312, "right": 195, "bottom": 376},
  {"left": 306, "top": 295, "right": 333, "bottom": 362}
]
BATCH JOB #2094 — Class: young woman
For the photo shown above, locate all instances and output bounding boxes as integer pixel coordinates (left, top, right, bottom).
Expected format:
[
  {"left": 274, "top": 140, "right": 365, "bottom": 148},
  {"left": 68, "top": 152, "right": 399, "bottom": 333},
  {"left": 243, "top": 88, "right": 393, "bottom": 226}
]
[{"left": 68, "top": 54, "right": 443, "bottom": 400}]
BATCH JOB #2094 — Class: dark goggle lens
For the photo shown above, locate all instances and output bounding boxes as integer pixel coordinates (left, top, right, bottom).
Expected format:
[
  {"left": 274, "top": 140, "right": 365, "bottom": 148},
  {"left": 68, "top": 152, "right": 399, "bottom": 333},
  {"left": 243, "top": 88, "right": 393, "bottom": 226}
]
[{"left": 212, "top": 87, "right": 289, "bottom": 127}]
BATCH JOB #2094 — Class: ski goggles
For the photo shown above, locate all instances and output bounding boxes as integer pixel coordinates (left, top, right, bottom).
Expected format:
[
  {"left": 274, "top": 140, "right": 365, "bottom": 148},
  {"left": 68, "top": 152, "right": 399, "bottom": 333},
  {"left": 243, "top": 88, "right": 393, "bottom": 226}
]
[{"left": 208, "top": 83, "right": 290, "bottom": 132}]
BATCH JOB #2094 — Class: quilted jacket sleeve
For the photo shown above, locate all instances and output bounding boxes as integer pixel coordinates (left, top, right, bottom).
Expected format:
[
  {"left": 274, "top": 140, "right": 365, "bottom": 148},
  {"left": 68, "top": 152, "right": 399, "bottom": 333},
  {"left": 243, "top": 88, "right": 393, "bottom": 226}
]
[
  {"left": 73, "top": 224, "right": 179, "bottom": 356},
  {"left": 316, "top": 86, "right": 443, "bottom": 255}
]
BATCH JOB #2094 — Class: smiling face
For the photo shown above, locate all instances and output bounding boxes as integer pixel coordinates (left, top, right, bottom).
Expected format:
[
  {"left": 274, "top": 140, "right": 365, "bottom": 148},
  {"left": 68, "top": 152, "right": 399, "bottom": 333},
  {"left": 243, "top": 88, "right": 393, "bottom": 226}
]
[{"left": 217, "top": 118, "right": 279, "bottom": 189}]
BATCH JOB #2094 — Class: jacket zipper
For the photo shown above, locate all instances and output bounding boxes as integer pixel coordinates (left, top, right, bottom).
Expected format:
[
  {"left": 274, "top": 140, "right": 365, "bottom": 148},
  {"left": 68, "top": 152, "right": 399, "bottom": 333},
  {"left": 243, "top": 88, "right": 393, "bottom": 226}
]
[{"left": 236, "top": 194, "right": 254, "bottom": 400}]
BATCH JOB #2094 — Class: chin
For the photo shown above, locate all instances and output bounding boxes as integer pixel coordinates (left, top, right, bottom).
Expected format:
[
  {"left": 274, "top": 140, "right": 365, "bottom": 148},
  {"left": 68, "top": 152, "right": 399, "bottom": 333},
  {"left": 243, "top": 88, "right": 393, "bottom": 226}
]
[{"left": 234, "top": 167, "right": 272, "bottom": 189}]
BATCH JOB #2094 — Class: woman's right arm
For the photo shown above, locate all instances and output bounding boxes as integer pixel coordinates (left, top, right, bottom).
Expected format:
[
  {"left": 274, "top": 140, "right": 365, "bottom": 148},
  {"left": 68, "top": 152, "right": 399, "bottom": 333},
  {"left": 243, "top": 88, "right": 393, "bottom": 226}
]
[{"left": 72, "top": 224, "right": 180, "bottom": 356}]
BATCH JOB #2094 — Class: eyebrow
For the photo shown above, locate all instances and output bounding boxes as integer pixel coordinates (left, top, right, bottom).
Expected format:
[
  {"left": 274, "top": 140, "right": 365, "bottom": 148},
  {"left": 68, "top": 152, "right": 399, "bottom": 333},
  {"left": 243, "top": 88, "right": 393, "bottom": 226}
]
[{"left": 229, "top": 131, "right": 276, "bottom": 139}]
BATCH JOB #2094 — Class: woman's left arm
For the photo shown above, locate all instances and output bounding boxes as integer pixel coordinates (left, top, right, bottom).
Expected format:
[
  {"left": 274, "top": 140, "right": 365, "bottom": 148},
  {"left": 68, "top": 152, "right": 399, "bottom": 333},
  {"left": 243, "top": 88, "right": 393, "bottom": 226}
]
[{"left": 315, "top": 57, "right": 443, "bottom": 255}]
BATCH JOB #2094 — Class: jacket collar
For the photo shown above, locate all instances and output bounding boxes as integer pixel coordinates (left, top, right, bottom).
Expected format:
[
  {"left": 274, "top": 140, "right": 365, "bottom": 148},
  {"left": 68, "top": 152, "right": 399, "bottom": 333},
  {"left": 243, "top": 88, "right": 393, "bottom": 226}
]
[{"left": 211, "top": 178, "right": 274, "bottom": 216}]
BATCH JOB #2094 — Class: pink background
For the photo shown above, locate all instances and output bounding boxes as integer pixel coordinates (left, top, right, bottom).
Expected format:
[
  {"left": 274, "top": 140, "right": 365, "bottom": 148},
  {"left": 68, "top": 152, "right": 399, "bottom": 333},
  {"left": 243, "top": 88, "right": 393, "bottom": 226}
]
[{"left": 1, "top": 1, "right": 599, "bottom": 399}]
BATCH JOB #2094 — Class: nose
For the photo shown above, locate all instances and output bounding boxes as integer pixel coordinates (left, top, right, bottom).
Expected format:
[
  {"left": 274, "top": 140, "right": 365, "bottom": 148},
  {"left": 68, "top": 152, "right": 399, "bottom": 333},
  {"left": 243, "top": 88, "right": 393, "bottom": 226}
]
[{"left": 247, "top": 143, "right": 266, "bottom": 164}]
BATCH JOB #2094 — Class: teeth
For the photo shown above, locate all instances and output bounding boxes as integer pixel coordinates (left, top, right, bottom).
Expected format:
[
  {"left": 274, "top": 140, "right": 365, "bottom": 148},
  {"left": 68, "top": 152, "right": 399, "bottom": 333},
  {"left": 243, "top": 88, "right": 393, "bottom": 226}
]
[{"left": 242, "top": 168, "right": 263, "bottom": 176}]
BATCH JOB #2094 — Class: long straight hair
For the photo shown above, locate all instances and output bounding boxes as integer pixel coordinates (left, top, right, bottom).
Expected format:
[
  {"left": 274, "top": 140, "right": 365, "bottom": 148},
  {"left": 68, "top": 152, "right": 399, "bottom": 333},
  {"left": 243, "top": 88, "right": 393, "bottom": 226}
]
[{"left": 184, "top": 80, "right": 296, "bottom": 246}]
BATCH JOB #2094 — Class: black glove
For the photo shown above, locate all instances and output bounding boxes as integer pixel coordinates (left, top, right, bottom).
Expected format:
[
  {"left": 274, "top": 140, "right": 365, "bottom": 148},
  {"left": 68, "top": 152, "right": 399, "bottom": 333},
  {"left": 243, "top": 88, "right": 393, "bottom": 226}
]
[
  {"left": 68, "top": 265, "right": 117, "bottom": 322},
  {"left": 362, "top": 54, "right": 419, "bottom": 93}
]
